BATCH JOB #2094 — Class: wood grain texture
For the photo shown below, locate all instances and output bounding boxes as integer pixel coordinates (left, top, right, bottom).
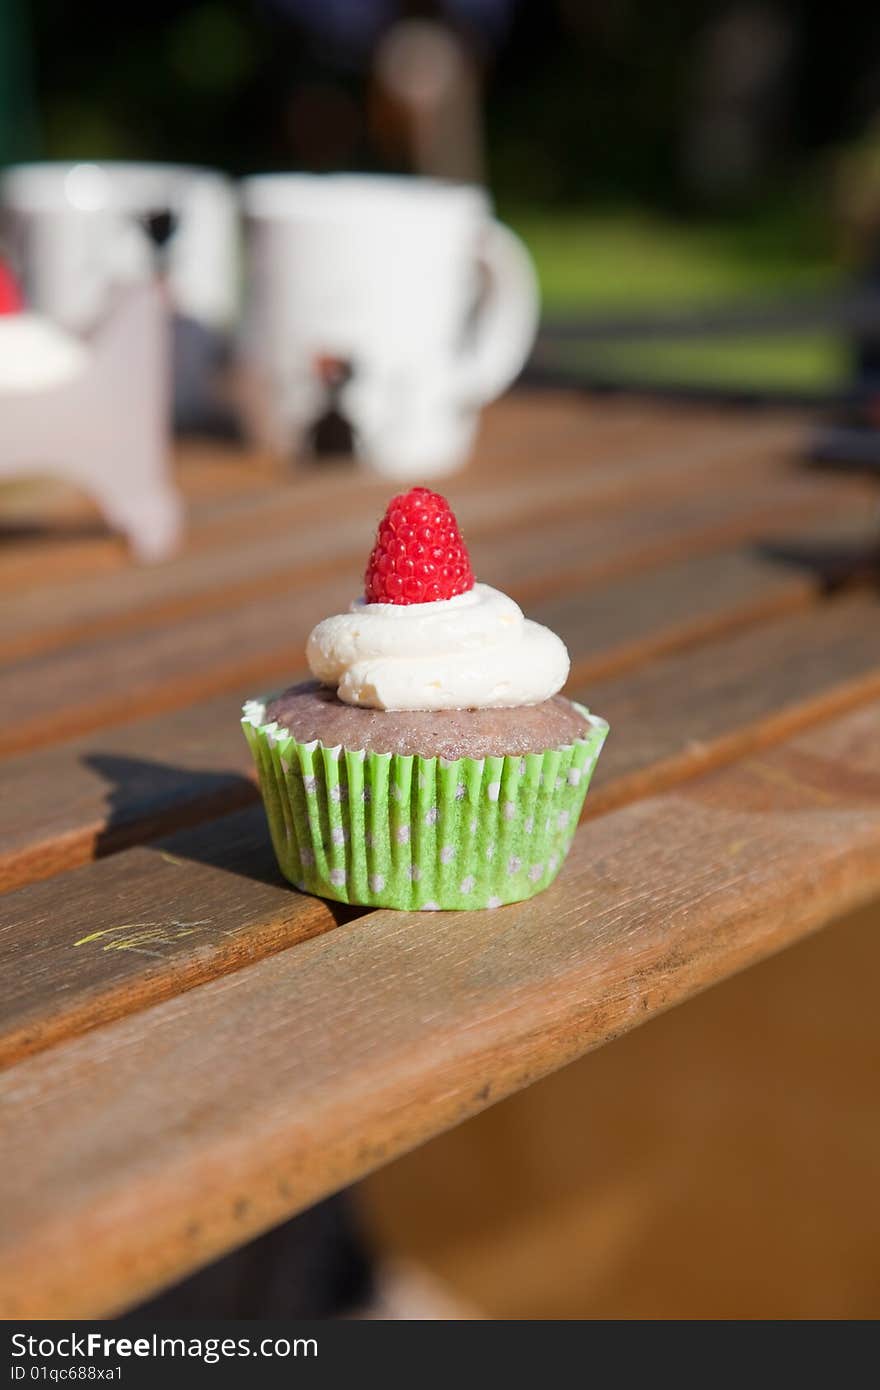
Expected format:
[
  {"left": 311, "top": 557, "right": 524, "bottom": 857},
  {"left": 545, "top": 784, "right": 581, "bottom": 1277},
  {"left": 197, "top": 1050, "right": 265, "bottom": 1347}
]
[
  {"left": 3, "top": 586, "right": 880, "bottom": 1071},
  {"left": 2, "top": 699, "right": 880, "bottom": 1318},
  {"left": 0, "top": 395, "right": 676, "bottom": 602},
  {"left": 0, "top": 441, "right": 280, "bottom": 592},
  {"left": 4, "top": 586, "right": 880, "bottom": 1069},
  {"left": 4, "top": 392, "right": 879, "bottom": 1320},
  {"left": 0, "top": 692, "right": 260, "bottom": 894},
  {"left": 0, "top": 806, "right": 359, "bottom": 1067},
  {"left": 0, "top": 395, "right": 801, "bottom": 599},
  {"left": 580, "top": 591, "right": 880, "bottom": 815},
  {"left": 0, "top": 528, "right": 864, "bottom": 895},
  {"left": 0, "top": 408, "right": 805, "bottom": 664},
  {"left": 0, "top": 466, "right": 862, "bottom": 760}
]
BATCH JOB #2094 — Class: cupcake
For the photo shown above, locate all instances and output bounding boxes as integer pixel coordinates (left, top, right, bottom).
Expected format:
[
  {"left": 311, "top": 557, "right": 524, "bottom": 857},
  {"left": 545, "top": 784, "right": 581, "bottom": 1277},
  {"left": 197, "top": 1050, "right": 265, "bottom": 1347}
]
[{"left": 242, "top": 487, "right": 608, "bottom": 910}]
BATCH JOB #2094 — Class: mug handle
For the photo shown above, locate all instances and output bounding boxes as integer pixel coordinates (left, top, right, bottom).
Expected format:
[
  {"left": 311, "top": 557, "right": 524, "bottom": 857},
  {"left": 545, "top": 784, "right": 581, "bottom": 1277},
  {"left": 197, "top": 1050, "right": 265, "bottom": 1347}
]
[{"left": 465, "top": 219, "right": 540, "bottom": 403}]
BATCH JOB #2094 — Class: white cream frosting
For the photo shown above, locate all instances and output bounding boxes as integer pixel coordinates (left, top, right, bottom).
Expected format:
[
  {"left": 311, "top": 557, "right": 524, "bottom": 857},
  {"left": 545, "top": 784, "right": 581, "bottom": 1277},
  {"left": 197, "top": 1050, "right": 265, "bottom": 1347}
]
[
  {"left": 0, "top": 313, "right": 90, "bottom": 392},
  {"left": 306, "top": 582, "right": 570, "bottom": 711}
]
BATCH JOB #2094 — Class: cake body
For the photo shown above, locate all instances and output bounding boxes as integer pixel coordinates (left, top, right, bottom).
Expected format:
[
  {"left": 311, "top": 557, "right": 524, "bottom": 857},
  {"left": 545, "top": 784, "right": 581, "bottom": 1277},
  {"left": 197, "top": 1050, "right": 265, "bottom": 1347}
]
[{"left": 264, "top": 681, "right": 589, "bottom": 759}]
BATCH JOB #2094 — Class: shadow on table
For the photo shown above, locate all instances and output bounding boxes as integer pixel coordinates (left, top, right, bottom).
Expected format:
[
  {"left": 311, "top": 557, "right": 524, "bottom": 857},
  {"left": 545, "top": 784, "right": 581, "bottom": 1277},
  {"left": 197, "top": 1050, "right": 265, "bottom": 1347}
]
[
  {"left": 754, "top": 533, "right": 880, "bottom": 591},
  {"left": 82, "top": 751, "right": 355, "bottom": 925},
  {"left": 0, "top": 514, "right": 109, "bottom": 540},
  {"left": 82, "top": 750, "right": 298, "bottom": 891}
]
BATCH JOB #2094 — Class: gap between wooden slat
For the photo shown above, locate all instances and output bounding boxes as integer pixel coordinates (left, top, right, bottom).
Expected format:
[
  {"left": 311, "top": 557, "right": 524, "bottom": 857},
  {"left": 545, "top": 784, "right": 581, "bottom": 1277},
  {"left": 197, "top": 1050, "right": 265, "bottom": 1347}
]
[
  {"left": 0, "top": 805, "right": 365, "bottom": 1068},
  {"left": 0, "top": 411, "right": 805, "bottom": 665},
  {"left": 0, "top": 522, "right": 873, "bottom": 894},
  {"left": 0, "top": 470, "right": 862, "bottom": 762},
  {"left": 0, "top": 442, "right": 284, "bottom": 592},
  {"left": 565, "top": 575, "right": 823, "bottom": 688},
  {"left": 0, "top": 396, "right": 796, "bottom": 596},
  {"left": 0, "top": 397, "right": 689, "bottom": 593},
  {"left": 0, "top": 456, "right": 747, "bottom": 666},
  {"left": 577, "top": 591, "right": 880, "bottom": 817},
  {"left": 584, "top": 662, "right": 880, "bottom": 820},
  {"left": 3, "top": 590, "right": 880, "bottom": 1067},
  {"left": 1, "top": 698, "right": 879, "bottom": 1318}
]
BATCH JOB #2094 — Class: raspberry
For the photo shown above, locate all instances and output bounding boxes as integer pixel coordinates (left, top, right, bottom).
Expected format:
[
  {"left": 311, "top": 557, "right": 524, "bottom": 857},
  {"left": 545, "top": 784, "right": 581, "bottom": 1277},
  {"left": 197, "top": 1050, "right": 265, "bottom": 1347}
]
[
  {"left": 364, "top": 486, "right": 475, "bottom": 605},
  {"left": 0, "top": 260, "right": 22, "bottom": 315}
]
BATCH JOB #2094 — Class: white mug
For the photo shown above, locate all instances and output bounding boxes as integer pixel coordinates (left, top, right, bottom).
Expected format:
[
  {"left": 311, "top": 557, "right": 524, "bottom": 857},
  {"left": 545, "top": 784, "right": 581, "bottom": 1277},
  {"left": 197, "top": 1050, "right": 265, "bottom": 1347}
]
[
  {"left": 0, "top": 161, "right": 238, "bottom": 333},
  {"left": 239, "top": 174, "right": 540, "bottom": 478}
]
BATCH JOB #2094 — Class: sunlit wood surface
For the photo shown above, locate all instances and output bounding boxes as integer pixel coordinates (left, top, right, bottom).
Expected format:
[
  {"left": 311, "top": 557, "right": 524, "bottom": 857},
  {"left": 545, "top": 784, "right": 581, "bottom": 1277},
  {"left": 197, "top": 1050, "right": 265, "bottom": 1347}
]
[{"left": 1, "top": 391, "right": 879, "bottom": 1316}]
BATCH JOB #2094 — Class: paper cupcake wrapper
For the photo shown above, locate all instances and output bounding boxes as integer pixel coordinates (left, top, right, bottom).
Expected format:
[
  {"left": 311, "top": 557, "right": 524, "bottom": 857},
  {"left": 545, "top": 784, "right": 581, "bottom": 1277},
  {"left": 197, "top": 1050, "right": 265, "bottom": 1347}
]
[{"left": 241, "top": 697, "right": 608, "bottom": 911}]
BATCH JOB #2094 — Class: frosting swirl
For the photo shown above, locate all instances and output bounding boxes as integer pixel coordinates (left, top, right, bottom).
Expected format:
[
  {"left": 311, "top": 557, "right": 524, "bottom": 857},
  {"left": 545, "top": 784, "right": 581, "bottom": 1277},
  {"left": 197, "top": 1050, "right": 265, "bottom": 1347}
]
[{"left": 306, "top": 583, "right": 570, "bottom": 711}]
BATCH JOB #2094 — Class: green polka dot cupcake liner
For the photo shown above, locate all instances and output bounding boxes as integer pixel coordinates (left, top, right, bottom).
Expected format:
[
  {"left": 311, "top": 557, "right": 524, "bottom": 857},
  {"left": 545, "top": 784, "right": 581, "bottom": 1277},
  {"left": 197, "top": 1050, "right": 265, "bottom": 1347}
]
[{"left": 241, "top": 699, "right": 608, "bottom": 911}]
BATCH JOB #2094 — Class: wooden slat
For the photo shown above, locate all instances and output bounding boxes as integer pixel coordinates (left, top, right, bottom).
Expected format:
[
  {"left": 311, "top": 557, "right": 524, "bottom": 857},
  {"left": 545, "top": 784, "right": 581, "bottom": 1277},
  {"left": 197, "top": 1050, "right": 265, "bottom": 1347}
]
[
  {"left": 0, "top": 395, "right": 696, "bottom": 594},
  {"left": 0, "top": 466, "right": 862, "bottom": 759},
  {"left": 0, "top": 394, "right": 803, "bottom": 593},
  {"left": 2, "top": 699, "right": 880, "bottom": 1318},
  {"left": 0, "top": 409, "right": 806, "bottom": 663},
  {"left": 0, "top": 805, "right": 357, "bottom": 1068},
  {"left": 0, "top": 441, "right": 281, "bottom": 591},
  {"left": 3, "top": 589, "right": 880, "bottom": 1066},
  {"left": 0, "top": 529, "right": 862, "bottom": 894},
  {"left": 581, "top": 591, "right": 880, "bottom": 815},
  {"left": 0, "top": 693, "right": 258, "bottom": 894}
]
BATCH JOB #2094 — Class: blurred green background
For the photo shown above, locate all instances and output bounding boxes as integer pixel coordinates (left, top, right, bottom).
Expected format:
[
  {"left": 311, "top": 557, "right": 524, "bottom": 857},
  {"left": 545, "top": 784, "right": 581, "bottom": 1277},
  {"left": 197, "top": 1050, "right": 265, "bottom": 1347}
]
[{"left": 5, "top": 0, "right": 880, "bottom": 394}]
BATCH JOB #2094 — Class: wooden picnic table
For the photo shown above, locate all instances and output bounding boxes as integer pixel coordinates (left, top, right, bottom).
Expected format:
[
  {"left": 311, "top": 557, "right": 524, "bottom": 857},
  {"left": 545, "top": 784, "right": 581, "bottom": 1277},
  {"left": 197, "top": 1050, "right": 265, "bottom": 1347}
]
[{"left": 2, "top": 389, "right": 880, "bottom": 1319}]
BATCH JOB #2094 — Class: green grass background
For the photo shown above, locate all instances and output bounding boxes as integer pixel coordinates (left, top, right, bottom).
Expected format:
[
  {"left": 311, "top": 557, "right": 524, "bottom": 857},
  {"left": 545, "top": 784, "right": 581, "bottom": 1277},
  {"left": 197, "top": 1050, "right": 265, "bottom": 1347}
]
[{"left": 506, "top": 208, "right": 849, "bottom": 392}]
